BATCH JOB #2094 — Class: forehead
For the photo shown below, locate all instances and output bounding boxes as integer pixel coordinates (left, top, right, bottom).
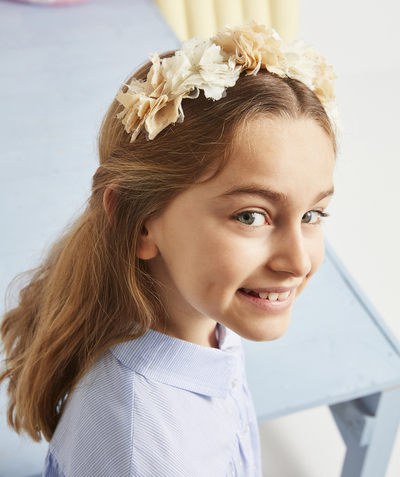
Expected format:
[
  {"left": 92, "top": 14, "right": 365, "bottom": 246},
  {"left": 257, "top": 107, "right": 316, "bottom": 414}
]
[{"left": 204, "top": 117, "right": 335, "bottom": 202}]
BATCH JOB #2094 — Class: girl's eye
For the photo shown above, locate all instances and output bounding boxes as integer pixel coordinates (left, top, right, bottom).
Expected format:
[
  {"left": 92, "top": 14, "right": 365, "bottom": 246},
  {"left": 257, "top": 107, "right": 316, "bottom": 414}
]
[
  {"left": 301, "top": 210, "right": 326, "bottom": 224},
  {"left": 235, "top": 211, "right": 266, "bottom": 226}
]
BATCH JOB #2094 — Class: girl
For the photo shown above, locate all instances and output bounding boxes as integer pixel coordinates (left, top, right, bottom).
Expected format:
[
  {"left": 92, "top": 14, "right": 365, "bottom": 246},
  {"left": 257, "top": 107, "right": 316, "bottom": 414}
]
[{"left": 0, "top": 21, "right": 337, "bottom": 476}]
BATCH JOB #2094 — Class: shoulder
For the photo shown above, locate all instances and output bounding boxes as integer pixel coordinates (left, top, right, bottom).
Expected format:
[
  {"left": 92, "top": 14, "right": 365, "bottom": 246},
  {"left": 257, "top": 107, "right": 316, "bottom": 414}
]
[
  {"left": 48, "top": 349, "right": 136, "bottom": 476},
  {"left": 45, "top": 330, "right": 254, "bottom": 476}
]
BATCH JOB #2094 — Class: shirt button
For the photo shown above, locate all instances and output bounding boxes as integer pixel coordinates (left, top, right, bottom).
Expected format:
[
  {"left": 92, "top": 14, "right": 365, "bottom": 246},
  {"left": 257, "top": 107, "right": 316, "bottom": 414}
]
[
  {"left": 231, "top": 378, "right": 238, "bottom": 388},
  {"left": 244, "top": 423, "right": 249, "bottom": 433}
]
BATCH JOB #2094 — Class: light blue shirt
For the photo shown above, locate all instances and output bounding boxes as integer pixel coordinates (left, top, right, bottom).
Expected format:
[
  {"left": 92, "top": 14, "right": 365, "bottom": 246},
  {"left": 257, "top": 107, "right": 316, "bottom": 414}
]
[{"left": 43, "top": 325, "right": 261, "bottom": 476}]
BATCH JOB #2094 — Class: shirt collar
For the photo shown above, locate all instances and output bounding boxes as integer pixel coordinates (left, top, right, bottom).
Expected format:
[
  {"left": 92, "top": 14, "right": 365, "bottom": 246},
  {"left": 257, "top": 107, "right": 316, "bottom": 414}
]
[{"left": 110, "top": 325, "right": 242, "bottom": 399}]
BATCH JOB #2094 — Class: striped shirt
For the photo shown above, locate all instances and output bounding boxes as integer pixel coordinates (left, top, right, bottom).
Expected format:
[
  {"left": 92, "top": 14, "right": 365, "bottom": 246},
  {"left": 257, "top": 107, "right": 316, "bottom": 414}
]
[{"left": 43, "top": 325, "right": 261, "bottom": 476}]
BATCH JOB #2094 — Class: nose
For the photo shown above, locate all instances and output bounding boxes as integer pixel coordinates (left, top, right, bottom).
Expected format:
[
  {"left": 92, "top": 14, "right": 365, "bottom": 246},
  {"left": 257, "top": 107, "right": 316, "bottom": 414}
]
[{"left": 267, "top": 226, "right": 312, "bottom": 278}]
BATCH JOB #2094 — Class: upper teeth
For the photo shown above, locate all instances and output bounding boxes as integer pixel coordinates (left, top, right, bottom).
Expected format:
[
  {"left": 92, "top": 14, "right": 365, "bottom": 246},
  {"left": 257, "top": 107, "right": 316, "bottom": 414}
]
[{"left": 243, "top": 289, "right": 290, "bottom": 301}]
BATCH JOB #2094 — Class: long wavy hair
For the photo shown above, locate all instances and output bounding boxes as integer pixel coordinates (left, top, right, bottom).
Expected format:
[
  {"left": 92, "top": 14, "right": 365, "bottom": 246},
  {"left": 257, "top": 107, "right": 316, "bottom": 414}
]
[{"left": 0, "top": 53, "right": 336, "bottom": 442}]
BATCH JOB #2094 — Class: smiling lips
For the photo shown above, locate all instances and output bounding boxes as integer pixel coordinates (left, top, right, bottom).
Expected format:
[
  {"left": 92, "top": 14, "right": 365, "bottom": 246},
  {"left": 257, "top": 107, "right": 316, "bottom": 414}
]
[
  {"left": 238, "top": 286, "right": 296, "bottom": 313},
  {"left": 241, "top": 288, "right": 290, "bottom": 301}
]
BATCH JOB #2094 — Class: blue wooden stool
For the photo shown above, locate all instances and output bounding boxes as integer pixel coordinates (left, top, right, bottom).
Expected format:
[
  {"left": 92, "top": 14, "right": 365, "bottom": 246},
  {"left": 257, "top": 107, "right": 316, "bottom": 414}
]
[{"left": 243, "top": 242, "right": 400, "bottom": 477}]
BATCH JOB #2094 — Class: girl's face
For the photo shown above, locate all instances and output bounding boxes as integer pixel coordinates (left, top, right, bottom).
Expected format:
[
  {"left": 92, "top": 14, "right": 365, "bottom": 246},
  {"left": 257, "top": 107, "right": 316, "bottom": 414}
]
[{"left": 141, "top": 118, "right": 335, "bottom": 347}]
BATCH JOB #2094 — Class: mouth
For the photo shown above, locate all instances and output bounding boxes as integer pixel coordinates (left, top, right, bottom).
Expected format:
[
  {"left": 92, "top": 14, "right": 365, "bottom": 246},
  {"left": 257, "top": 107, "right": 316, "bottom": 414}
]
[
  {"left": 239, "top": 287, "right": 297, "bottom": 301},
  {"left": 237, "top": 287, "right": 297, "bottom": 313},
  {"left": 239, "top": 288, "right": 291, "bottom": 301}
]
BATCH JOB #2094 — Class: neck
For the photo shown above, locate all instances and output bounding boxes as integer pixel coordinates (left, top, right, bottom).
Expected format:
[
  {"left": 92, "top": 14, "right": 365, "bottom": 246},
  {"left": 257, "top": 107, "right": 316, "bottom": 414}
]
[{"left": 152, "top": 318, "right": 219, "bottom": 348}]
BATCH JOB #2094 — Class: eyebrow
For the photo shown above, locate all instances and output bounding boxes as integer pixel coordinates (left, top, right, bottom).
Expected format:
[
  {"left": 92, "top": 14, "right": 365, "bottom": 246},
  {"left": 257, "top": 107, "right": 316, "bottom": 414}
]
[{"left": 215, "top": 186, "right": 335, "bottom": 205}]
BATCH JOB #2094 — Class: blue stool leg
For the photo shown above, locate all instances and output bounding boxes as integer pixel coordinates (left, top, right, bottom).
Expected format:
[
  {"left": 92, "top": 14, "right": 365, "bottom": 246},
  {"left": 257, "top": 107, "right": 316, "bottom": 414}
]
[{"left": 330, "top": 386, "right": 400, "bottom": 477}]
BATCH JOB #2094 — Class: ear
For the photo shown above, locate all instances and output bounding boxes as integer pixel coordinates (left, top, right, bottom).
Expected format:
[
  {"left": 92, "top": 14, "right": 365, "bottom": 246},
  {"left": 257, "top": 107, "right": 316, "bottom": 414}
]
[
  {"left": 103, "top": 186, "right": 118, "bottom": 223},
  {"left": 137, "top": 224, "right": 159, "bottom": 260}
]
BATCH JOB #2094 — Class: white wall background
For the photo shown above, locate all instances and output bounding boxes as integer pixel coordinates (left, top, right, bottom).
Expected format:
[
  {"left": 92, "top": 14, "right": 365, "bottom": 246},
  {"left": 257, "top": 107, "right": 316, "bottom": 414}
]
[{"left": 259, "top": 1, "right": 400, "bottom": 475}]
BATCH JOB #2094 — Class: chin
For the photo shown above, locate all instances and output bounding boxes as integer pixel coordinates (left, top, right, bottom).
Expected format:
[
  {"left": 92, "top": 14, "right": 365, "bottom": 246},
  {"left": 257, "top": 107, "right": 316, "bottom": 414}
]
[{"left": 231, "top": 313, "right": 292, "bottom": 342}]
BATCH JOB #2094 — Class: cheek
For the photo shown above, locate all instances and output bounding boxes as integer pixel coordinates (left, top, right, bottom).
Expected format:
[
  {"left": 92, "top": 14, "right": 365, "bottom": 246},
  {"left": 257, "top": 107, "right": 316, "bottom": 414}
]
[{"left": 182, "top": 232, "right": 259, "bottom": 301}]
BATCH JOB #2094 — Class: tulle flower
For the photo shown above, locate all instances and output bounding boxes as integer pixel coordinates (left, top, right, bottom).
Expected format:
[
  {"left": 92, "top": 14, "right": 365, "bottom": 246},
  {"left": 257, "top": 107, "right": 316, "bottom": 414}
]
[
  {"left": 116, "top": 21, "right": 338, "bottom": 141},
  {"left": 213, "top": 20, "right": 286, "bottom": 76},
  {"left": 116, "top": 38, "right": 240, "bottom": 141}
]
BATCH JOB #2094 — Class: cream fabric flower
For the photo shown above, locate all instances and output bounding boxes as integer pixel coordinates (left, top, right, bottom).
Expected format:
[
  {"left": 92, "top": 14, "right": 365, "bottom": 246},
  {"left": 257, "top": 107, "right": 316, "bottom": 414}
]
[
  {"left": 117, "top": 39, "right": 241, "bottom": 141},
  {"left": 162, "top": 38, "right": 241, "bottom": 101},
  {"left": 213, "top": 20, "right": 286, "bottom": 76},
  {"left": 281, "top": 41, "right": 320, "bottom": 90},
  {"left": 116, "top": 54, "right": 177, "bottom": 141},
  {"left": 116, "top": 21, "right": 338, "bottom": 141},
  {"left": 281, "top": 41, "right": 338, "bottom": 126}
]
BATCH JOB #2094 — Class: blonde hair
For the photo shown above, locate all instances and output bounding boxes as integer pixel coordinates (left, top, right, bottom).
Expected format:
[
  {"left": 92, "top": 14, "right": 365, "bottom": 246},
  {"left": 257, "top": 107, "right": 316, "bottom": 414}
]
[{"left": 0, "top": 54, "right": 336, "bottom": 442}]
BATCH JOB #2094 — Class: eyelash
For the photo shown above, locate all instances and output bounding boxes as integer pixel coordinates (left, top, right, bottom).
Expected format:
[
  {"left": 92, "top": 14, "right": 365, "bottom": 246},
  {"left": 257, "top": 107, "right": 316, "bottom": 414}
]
[{"left": 232, "top": 210, "right": 330, "bottom": 228}]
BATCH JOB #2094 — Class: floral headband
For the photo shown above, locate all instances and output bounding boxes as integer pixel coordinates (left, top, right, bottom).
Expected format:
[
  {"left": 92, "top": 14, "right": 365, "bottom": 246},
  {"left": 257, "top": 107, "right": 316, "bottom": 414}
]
[{"left": 116, "top": 20, "right": 337, "bottom": 142}]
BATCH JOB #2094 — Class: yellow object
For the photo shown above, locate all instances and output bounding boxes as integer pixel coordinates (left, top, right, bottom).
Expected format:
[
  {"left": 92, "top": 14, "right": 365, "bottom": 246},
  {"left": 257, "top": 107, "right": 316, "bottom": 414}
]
[
  {"left": 242, "top": 0, "right": 272, "bottom": 29},
  {"left": 185, "top": 0, "right": 217, "bottom": 38},
  {"left": 154, "top": 0, "right": 298, "bottom": 42},
  {"left": 269, "top": 0, "right": 299, "bottom": 42},
  {"left": 153, "top": 0, "right": 189, "bottom": 40},
  {"left": 214, "top": 0, "right": 243, "bottom": 27}
]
